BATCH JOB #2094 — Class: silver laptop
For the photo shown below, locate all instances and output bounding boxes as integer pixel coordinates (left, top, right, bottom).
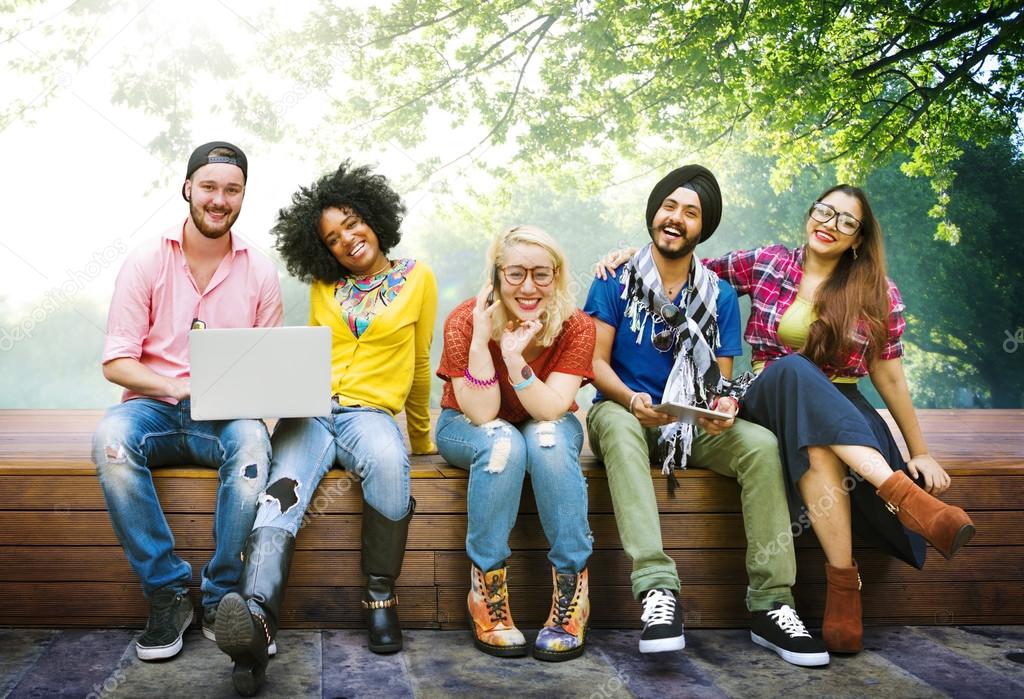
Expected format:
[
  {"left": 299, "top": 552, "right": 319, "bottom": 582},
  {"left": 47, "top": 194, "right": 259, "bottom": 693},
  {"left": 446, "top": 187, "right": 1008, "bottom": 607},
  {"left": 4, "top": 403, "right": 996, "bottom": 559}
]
[{"left": 189, "top": 326, "right": 332, "bottom": 420}]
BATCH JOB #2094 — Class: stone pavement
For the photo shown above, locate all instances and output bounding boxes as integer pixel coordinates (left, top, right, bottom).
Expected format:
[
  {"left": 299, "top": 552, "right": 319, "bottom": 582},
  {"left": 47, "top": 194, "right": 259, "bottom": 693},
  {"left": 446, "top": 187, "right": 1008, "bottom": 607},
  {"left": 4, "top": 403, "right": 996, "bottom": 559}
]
[{"left": 1, "top": 626, "right": 1023, "bottom": 698}]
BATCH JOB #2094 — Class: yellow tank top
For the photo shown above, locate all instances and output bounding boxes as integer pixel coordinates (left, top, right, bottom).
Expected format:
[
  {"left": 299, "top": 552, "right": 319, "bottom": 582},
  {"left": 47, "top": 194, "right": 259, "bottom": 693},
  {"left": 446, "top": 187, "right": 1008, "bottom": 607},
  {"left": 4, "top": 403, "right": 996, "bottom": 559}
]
[{"left": 752, "top": 297, "right": 858, "bottom": 383}]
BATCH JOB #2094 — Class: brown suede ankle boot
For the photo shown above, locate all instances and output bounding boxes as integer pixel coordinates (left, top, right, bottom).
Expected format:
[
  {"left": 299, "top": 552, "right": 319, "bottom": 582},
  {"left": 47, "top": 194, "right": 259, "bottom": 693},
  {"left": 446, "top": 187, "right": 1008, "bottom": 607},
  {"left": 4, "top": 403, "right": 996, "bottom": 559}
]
[
  {"left": 823, "top": 562, "right": 863, "bottom": 654},
  {"left": 876, "top": 471, "right": 976, "bottom": 559}
]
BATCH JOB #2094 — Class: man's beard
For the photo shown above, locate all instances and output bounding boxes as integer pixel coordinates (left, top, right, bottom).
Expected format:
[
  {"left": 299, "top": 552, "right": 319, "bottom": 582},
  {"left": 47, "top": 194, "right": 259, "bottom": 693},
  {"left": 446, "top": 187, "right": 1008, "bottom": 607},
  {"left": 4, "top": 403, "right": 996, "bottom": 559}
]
[
  {"left": 189, "top": 200, "right": 238, "bottom": 239},
  {"left": 652, "top": 226, "right": 699, "bottom": 260}
]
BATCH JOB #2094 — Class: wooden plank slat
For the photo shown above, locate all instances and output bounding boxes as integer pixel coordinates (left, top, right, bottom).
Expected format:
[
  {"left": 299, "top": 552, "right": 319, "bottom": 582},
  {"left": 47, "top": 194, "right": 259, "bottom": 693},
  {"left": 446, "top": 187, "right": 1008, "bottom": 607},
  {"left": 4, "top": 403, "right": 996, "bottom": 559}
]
[
  {"left": 4, "top": 472, "right": 1018, "bottom": 514},
  {"left": 0, "top": 548, "right": 435, "bottom": 586},
  {"left": 433, "top": 546, "right": 1024, "bottom": 588},
  {"left": 2, "top": 511, "right": 1021, "bottom": 549},
  {"left": 3, "top": 409, "right": 1022, "bottom": 473},
  {"left": 6, "top": 544, "right": 1018, "bottom": 590}
]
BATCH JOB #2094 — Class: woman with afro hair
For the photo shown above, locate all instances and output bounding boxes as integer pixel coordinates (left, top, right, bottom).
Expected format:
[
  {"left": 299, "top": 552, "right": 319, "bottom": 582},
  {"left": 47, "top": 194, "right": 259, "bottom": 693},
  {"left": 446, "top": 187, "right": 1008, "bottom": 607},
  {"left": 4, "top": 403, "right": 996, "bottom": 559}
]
[{"left": 215, "top": 162, "right": 436, "bottom": 696}]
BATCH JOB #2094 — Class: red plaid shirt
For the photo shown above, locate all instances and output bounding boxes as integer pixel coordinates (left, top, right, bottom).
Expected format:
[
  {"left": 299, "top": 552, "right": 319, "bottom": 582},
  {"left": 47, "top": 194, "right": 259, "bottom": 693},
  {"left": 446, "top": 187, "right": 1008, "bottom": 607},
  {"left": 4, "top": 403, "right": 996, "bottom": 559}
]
[{"left": 703, "top": 244, "right": 905, "bottom": 379}]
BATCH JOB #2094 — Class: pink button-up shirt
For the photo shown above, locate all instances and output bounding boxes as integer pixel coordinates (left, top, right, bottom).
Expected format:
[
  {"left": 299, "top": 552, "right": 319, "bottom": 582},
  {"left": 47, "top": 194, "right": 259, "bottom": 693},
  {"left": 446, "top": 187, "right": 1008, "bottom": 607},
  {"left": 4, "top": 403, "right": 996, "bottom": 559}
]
[{"left": 103, "top": 221, "right": 283, "bottom": 403}]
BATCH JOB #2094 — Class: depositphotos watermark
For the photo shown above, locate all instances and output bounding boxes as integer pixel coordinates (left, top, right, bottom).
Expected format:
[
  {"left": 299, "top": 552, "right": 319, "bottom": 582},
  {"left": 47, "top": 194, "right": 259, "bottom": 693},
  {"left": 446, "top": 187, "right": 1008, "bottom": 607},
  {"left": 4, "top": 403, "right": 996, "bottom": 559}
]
[
  {"left": 589, "top": 667, "right": 631, "bottom": 699},
  {"left": 1003, "top": 328, "right": 1024, "bottom": 354},
  {"left": 85, "top": 653, "right": 130, "bottom": 699},
  {"left": 0, "top": 239, "right": 127, "bottom": 352},
  {"left": 752, "top": 455, "right": 887, "bottom": 566}
]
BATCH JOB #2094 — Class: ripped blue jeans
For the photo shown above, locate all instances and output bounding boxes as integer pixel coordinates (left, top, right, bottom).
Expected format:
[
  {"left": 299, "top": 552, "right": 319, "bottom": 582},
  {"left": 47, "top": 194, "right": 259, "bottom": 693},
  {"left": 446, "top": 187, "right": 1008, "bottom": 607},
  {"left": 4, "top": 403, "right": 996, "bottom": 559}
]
[
  {"left": 92, "top": 398, "right": 271, "bottom": 606},
  {"left": 252, "top": 405, "right": 412, "bottom": 534},
  {"left": 435, "top": 408, "right": 591, "bottom": 574}
]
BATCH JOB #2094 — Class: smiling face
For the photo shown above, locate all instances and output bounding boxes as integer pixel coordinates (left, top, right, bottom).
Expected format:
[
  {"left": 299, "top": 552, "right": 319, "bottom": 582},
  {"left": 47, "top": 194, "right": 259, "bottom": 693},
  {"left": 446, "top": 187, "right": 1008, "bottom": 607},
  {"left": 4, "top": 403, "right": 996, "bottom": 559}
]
[
  {"left": 184, "top": 163, "right": 245, "bottom": 239},
  {"left": 805, "top": 190, "right": 863, "bottom": 259},
  {"left": 318, "top": 206, "right": 387, "bottom": 275},
  {"left": 497, "top": 243, "right": 557, "bottom": 323},
  {"left": 650, "top": 186, "right": 702, "bottom": 260}
]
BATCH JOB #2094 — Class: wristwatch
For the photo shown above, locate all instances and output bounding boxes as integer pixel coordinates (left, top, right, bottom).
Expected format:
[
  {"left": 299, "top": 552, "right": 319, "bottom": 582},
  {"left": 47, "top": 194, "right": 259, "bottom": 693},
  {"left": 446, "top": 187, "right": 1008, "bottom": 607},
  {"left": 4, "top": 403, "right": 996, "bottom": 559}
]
[{"left": 511, "top": 365, "right": 536, "bottom": 391}]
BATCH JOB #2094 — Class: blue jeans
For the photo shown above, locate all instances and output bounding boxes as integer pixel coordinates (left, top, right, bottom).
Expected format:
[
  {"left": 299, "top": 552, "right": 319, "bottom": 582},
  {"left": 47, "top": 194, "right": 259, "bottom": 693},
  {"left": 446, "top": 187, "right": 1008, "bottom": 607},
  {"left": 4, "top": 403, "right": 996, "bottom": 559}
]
[
  {"left": 435, "top": 408, "right": 592, "bottom": 574},
  {"left": 253, "top": 405, "right": 412, "bottom": 534},
  {"left": 92, "top": 398, "right": 271, "bottom": 606}
]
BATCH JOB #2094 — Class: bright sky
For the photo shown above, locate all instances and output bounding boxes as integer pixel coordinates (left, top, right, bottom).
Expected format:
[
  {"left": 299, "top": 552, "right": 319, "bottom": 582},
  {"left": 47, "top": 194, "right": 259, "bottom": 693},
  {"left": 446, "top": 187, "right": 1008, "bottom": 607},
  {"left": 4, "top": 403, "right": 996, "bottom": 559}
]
[{"left": 0, "top": 0, "right": 492, "bottom": 315}]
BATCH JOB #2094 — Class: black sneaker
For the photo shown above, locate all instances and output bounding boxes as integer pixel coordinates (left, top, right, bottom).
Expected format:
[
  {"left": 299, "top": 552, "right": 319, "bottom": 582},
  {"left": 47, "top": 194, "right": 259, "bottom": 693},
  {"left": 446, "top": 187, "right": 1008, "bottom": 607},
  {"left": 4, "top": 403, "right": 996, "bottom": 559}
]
[
  {"left": 207, "top": 601, "right": 278, "bottom": 655},
  {"left": 751, "top": 603, "right": 830, "bottom": 667},
  {"left": 639, "top": 588, "right": 685, "bottom": 653},
  {"left": 202, "top": 605, "right": 217, "bottom": 642},
  {"left": 136, "top": 588, "right": 193, "bottom": 661}
]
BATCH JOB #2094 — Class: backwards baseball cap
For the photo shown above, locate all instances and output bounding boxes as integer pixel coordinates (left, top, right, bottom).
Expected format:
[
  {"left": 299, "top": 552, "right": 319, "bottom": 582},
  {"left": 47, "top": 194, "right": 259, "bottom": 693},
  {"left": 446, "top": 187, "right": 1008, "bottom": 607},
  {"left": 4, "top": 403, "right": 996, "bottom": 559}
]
[
  {"left": 645, "top": 164, "right": 722, "bottom": 243},
  {"left": 182, "top": 141, "right": 248, "bottom": 201}
]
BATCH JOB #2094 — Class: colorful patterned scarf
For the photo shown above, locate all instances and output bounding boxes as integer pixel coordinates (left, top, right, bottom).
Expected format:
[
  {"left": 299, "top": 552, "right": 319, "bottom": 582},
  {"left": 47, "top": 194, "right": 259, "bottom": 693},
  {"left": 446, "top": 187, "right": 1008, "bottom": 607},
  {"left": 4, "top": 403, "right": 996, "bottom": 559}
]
[{"left": 335, "top": 259, "right": 415, "bottom": 337}]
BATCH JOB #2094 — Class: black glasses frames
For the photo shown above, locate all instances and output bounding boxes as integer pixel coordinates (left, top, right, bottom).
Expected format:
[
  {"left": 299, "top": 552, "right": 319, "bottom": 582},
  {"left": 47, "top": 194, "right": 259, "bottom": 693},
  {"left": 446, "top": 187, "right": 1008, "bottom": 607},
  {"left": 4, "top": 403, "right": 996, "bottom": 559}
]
[{"left": 809, "top": 201, "right": 862, "bottom": 236}]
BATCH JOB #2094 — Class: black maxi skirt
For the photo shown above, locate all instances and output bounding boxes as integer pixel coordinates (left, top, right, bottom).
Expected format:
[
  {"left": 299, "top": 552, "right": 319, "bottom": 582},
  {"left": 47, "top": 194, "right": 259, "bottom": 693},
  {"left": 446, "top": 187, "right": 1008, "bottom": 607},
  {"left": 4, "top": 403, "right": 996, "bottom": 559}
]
[{"left": 740, "top": 353, "right": 927, "bottom": 569}]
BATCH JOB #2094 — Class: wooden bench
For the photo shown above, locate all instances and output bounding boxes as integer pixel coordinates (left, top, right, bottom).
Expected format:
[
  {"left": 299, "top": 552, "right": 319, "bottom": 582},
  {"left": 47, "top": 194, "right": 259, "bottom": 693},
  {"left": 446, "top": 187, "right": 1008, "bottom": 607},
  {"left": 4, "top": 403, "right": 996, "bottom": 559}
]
[{"left": 1, "top": 409, "right": 1021, "bottom": 629}]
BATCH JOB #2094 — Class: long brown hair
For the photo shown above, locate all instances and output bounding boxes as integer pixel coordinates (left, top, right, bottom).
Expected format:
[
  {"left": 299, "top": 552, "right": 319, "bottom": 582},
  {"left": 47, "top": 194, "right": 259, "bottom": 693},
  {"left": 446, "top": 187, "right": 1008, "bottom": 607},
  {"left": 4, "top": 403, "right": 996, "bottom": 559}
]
[{"left": 802, "top": 185, "right": 891, "bottom": 369}]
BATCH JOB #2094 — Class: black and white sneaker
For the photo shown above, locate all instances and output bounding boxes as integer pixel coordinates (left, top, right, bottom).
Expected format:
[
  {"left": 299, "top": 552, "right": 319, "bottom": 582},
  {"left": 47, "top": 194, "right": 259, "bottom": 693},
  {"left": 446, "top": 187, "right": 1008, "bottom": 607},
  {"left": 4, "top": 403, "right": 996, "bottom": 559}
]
[
  {"left": 136, "top": 588, "right": 193, "bottom": 661},
  {"left": 639, "top": 588, "right": 685, "bottom": 653},
  {"left": 202, "top": 605, "right": 217, "bottom": 642},
  {"left": 751, "top": 603, "right": 830, "bottom": 667}
]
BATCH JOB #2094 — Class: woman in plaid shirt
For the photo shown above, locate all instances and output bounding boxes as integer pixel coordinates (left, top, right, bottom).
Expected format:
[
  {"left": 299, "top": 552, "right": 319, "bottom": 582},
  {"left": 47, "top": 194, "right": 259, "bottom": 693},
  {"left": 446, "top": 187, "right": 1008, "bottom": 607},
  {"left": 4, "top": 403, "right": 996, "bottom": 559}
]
[{"left": 703, "top": 185, "right": 975, "bottom": 655}]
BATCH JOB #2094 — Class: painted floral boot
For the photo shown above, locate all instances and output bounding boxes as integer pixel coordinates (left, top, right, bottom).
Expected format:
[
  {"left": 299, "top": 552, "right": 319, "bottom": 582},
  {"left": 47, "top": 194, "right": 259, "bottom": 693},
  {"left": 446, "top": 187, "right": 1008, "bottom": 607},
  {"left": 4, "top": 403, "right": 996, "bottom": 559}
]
[
  {"left": 467, "top": 563, "right": 527, "bottom": 657},
  {"left": 533, "top": 567, "right": 590, "bottom": 662}
]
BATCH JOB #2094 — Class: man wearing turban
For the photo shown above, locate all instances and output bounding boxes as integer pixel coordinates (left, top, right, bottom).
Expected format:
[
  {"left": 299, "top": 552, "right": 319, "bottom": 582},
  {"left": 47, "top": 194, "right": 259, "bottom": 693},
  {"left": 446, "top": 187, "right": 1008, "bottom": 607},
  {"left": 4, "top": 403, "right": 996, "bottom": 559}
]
[{"left": 582, "top": 165, "right": 829, "bottom": 667}]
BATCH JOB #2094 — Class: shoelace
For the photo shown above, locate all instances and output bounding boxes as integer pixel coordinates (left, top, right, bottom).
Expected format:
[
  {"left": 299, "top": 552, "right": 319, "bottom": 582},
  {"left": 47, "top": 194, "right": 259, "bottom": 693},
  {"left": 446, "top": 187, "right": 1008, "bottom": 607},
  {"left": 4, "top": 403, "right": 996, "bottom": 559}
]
[
  {"left": 550, "top": 576, "right": 578, "bottom": 626},
  {"left": 483, "top": 573, "right": 509, "bottom": 623},
  {"left": 640, "top": 589, "right": 676, "bottom": 627},
  {"left": 766, "top": 605, "right": 812, "bottom": 638}
]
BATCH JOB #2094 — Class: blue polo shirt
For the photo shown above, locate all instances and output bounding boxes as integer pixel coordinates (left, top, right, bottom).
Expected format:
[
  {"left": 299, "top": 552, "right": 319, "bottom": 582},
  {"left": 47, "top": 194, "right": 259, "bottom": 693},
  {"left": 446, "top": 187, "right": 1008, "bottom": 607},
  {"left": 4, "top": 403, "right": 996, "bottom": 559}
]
[{"left": 583, "top": 273, "right": 743, "bottom": 405}]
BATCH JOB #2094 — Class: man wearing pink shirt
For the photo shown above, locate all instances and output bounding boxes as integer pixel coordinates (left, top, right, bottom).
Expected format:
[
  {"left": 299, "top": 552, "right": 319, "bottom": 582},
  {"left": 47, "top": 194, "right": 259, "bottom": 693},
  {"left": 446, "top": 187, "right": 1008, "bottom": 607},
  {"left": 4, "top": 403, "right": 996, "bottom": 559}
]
[{"left": 91, "top": 142, "right": 283, "bottom": 661}]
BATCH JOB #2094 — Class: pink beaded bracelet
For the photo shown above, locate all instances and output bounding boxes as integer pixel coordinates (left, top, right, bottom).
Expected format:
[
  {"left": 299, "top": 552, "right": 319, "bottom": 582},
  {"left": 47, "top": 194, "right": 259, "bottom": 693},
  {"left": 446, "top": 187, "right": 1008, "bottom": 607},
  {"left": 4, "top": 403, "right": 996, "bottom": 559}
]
[{"left": 463, "top": 368, "right": 498, "bottom": 388}]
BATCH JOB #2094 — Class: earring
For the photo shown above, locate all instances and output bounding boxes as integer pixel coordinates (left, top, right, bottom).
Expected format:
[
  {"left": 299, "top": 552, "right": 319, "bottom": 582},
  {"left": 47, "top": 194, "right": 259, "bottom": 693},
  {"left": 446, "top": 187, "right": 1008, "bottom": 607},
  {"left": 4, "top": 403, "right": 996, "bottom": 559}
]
[{"left": 852, "top": 247, "right": 859, "bottom": 260}]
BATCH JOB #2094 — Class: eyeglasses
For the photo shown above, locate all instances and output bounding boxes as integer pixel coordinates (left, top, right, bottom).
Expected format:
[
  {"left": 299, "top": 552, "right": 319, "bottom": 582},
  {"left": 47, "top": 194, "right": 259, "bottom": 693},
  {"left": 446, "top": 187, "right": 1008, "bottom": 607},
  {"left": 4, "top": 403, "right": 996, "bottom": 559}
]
[
  {"left": 809, "top": 202, "right": 862, "bottom": 236},
  {"left": 652, "top": 303, "right": 684, "bottom": 352},
  {"left": 500, "top": 265, "right": 556, "bottom": 287}
]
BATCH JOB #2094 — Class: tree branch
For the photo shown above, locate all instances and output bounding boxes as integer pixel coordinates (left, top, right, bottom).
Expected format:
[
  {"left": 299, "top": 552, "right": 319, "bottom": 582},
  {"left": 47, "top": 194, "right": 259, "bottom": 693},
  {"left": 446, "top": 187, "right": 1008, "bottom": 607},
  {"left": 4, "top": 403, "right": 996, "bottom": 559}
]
[
  {"left": 407, "top": 14, "right": 560, "bottom": 188},
  {"left": 695, "top": 107, "right": 752, "bottom": 151},
  {"left": 904, "top": 331, "right": 972, "bottom": 364},
  {"left": 564, "top": 54, "right": 675, "bottom": 125},
  {"left": 827, "top": 12, "right": 1024, "bottom": 161},
  {"left": 474, "top": 15, "right": 558, "bottom": 147},
  {"left": 360, "top": 6, "right": 465, "bottom": 49},
  {"left": 852, "top": 5, "right": 1021, "bottom": 79},
  {"left": 356, "top": 2, "right": 537, "bottom": 50},
  {"left": 364, "top": 12, "right": 554, "bottom": 126}
]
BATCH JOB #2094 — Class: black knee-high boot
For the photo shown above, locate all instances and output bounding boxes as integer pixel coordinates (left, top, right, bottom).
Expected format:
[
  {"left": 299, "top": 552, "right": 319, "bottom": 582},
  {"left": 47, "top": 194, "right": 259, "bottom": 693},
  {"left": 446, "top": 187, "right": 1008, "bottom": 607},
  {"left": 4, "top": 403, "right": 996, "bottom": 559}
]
[
  {"left": 216, "top": 526, "right": 295, "bottom": 697},
  {"left": 361, "top": 497, "right": 415, "bottom": 653}
]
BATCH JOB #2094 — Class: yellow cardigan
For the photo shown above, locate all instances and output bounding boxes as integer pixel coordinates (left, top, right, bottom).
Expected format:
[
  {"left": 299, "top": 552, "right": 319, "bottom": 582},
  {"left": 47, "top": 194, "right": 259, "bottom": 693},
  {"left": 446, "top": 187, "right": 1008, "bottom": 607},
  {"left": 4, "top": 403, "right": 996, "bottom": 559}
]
[{"left": 308, "top": 261, "right": 437, "bottom": 453}]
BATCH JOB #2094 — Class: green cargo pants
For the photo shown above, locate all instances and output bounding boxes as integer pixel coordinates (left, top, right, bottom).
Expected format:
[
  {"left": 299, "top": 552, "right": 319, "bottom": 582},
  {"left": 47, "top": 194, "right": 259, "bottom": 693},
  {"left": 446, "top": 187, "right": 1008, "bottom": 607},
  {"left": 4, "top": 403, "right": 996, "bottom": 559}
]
[{"left": 587, "top": 399, "right": 796, "bottom": 611}]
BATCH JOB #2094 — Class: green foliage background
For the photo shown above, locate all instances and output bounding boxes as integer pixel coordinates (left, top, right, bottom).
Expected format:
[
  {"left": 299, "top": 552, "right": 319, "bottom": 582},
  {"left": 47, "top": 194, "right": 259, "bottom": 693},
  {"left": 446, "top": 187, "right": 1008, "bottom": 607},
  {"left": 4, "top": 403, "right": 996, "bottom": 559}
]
[{"left": 2, "top": 0, "right": 1022, "bottom": 408}]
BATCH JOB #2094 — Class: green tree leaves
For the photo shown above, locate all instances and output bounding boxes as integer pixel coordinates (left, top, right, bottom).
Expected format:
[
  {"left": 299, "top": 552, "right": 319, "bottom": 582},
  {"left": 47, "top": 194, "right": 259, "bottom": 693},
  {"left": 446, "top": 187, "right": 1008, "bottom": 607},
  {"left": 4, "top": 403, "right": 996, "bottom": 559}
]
[{"left": 298, "top": 0, "right": 1024, "bottom": 237}]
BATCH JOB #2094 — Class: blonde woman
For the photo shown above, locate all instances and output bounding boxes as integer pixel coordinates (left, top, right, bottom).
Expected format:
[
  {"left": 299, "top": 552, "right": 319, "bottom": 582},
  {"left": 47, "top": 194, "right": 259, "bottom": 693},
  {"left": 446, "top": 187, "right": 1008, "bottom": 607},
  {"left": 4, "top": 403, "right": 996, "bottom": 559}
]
[{"left": 435, "top": 225, "right": 596, "bottom": 662}]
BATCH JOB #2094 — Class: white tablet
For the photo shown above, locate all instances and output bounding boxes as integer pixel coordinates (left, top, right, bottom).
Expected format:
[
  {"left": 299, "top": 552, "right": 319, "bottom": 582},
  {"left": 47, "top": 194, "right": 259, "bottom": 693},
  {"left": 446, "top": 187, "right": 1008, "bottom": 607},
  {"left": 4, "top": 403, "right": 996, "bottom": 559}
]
[{"left": 652, "top": 402, "right": 732, "bottom": 425}]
